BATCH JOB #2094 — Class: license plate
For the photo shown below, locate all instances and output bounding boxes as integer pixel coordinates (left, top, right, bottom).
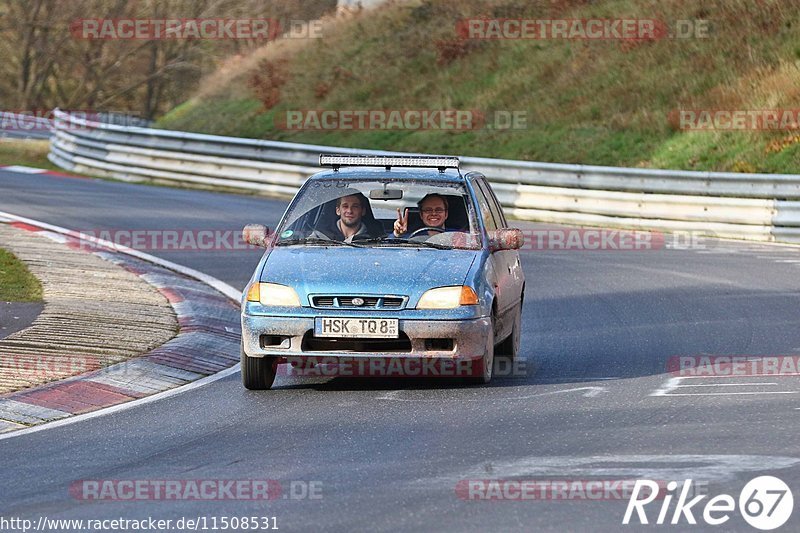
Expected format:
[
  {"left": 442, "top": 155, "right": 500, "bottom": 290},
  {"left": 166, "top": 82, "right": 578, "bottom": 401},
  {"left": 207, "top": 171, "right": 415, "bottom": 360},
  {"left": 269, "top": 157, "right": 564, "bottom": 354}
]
[{"left": 314, "top": 318, "right": 399, "bottom": 338}]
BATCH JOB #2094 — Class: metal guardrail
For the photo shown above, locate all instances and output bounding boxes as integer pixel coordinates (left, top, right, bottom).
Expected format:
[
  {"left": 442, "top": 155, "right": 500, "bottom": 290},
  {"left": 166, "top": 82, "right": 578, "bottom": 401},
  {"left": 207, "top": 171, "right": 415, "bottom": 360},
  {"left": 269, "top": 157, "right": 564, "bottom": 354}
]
[
  {"left": 48, "top": 109, "right": 800, "bottom": 243},
  {"left": 1, "top": 112, "right": 52, "bottom": 140},
  {"left": 2, "top": 111, "right": 151, "bottom": 140}
]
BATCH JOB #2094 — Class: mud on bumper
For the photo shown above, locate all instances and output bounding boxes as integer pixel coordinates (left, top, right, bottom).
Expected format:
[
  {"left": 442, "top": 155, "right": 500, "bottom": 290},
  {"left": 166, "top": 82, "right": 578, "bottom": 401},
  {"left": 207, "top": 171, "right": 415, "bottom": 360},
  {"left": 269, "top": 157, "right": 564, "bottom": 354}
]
[{"left": 241, "top": 315, "right": 491, "bottom": 362}]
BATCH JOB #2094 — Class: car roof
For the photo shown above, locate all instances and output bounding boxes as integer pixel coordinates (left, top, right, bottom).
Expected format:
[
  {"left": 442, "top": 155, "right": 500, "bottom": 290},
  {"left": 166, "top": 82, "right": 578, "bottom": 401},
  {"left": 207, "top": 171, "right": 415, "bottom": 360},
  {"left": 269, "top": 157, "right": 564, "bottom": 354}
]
[{"left": 307, "top": 167, "right": 466, "bottom": 184}]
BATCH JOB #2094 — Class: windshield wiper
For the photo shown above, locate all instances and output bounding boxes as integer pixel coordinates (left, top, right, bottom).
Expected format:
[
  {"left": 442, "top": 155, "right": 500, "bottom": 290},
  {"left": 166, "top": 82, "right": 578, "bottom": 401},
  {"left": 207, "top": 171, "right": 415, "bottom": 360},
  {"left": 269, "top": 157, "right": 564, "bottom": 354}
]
[
  {"left": 358, "top": 236, "right": 453, "bottom": 250},
  {"left": 277, "top": 237, "right": 363, "bottom": 248}
]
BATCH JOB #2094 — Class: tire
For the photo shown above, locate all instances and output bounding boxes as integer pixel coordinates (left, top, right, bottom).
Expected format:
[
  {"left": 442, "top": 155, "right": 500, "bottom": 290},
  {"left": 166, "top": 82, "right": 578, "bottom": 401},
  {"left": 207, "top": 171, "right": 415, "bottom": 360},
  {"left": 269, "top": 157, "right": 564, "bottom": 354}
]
[
  {"left": 241, "top": 343, "right": 277, "bottom": 390},
  {"left": 496, "top": 303, "right": 521, "bottom": 361},
  {"left": 465, "top": 317, "right": 495, "bottom": 385}
]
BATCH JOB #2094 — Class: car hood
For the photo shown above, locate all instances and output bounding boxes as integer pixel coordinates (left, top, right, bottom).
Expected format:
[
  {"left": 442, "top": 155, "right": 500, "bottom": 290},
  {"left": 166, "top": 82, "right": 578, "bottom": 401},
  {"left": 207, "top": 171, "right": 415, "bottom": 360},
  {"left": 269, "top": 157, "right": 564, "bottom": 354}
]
[{"left": 261, "top": 246, "right": 478, "bottom": 304}]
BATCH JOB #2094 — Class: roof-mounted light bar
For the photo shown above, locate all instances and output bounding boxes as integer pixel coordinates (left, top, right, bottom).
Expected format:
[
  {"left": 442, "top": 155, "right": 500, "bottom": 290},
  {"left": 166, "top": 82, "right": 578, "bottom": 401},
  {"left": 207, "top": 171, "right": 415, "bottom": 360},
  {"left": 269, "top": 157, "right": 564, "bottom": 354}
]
[{"left": 319, "top": 154, "right": 460, "bottom": 172}]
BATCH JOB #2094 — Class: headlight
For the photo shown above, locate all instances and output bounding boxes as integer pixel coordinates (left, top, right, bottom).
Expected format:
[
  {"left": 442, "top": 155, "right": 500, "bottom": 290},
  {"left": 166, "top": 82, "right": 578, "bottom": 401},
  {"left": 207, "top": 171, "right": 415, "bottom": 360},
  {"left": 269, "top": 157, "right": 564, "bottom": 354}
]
[
  {"left": 246, "top": 282, "right": 301, "bottom": 306},
  {"left": 416, "top": 286, "right": 479, "bottom": 309}
]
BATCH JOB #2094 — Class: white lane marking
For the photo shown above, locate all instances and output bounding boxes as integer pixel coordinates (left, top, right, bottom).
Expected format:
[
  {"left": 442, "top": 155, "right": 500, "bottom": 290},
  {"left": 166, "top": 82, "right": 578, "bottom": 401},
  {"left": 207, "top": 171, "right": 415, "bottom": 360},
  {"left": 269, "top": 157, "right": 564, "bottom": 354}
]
[
  {"left": 652, "top": 375, "right": 799, "bottom": 397},
  {"left": 38, "top": 230, "right": 68, "bottom": 244},
  {"left": 1, "top": 165, "right": 48, "bottom": 174},
  {"left": 0, "top": 210, "right": 243, "bottom": 441},
  {"left": 650, "top": 377, "right": 682, "bottom": 396},
  {"left": 428, "top": 455, "right": 800, "bottom": 485},
  {"left": 378, "top": 390, "right": 403, "bottom": 401},
  {"left": 579, "top": 387, "right": 607, "bottom": 397},
  {"left": 755, "top": 254, "right": 798, "bottom": 263},
  {"left": 654, "top": 391, "right": 798, "bottom": 396},
  {"left": 674, "top": 382, "right": 779, "bottom": 387},
  {"left": 377, "top": 386, "right": 607, "bottom": 402},
  {"left": 532, "top": 376, "right": 620, "bottom": 383}
]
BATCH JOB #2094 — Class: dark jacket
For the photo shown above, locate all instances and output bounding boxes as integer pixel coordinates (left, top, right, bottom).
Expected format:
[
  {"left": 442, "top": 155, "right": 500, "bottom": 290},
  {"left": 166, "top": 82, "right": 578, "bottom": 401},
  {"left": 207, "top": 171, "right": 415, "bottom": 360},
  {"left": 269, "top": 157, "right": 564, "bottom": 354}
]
[{"left": 311, "top": 220, "right": 380, "bottom": 242}]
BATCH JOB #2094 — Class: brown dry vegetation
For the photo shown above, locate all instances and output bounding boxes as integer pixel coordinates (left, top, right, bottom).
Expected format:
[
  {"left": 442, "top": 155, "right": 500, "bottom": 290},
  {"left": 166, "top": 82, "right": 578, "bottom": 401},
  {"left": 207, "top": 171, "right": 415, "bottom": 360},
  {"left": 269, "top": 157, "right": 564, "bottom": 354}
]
[{"left": 0, "top": 0, "right": 335, "bottom": 119}]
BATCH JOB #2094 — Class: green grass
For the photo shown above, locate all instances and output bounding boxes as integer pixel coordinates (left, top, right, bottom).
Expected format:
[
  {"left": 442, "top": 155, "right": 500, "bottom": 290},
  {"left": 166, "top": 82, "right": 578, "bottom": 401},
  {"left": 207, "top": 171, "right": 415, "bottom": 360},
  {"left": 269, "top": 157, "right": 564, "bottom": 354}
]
[
  {"left": 157, "top": 0, "right": 800, "bottom": 173},
  {"left": 0, "top": 247, "right": 42, "bottom": 302},
  {"left": 0, "top": 138, "right": 111, "bottom": 180},
  {"left": 0, "top": 139, "right": 62, "bottom": 172}
]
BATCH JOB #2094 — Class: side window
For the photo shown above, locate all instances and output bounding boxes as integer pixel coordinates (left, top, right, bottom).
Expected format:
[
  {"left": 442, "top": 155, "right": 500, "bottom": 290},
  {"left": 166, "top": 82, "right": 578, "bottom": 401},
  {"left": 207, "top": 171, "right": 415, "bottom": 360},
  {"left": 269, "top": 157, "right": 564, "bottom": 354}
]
[
  {"left": 471, "top": 178, "right": 498, "bottom": 231},
  {"left": 477, "top": 179, "right": 507, "bottom": 229}
]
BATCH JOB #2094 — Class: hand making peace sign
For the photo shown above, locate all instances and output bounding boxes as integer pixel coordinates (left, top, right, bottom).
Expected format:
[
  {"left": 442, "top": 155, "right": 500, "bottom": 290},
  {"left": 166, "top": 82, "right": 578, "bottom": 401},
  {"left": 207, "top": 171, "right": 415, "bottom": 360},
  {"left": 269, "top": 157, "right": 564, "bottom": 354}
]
[{"left": 393, "top": 208, "right": 408, "bottom": 237}]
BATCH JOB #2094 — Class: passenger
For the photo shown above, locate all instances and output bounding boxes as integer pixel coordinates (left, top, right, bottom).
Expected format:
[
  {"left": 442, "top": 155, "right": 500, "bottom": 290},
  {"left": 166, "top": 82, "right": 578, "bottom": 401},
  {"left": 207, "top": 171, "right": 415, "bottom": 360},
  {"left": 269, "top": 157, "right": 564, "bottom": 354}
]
[
  {"left": 311, "top": 193, "right": 381, "bottom": 242},
  {"left": 393, "top": 193, "right": 450, "bottom": 238}
]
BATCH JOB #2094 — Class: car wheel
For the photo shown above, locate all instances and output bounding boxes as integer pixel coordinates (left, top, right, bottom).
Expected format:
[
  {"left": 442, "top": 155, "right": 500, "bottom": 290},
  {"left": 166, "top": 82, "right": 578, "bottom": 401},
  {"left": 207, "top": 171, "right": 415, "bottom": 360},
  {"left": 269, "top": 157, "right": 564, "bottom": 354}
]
[
  {"left": 496, "top": 303, "right": 521, "bottom": 361},
  {"left": 465, "top": 317, "right": 494, "bottom": 385},
  {"left": 241, "top": 343, "right": 277, "bottom": 390}
]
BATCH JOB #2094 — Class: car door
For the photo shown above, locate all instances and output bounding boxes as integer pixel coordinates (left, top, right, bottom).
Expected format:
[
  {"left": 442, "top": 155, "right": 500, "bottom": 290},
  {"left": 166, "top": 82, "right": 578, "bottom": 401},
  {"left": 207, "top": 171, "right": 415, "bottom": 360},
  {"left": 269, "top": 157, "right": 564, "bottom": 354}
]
[
  {"left": 470, "top": 176, "right": 517, "bottom": 341},
  {"left": 476, "top": 177, "right": 523, "bottom": 300}
]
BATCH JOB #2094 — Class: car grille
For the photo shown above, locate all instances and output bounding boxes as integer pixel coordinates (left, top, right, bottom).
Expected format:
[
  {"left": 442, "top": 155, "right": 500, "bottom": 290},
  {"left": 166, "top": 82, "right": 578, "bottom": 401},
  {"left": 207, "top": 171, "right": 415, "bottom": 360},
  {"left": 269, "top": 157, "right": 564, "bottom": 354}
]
[{"left": 311, "top": 295, "right": 406, "bottom": 310}]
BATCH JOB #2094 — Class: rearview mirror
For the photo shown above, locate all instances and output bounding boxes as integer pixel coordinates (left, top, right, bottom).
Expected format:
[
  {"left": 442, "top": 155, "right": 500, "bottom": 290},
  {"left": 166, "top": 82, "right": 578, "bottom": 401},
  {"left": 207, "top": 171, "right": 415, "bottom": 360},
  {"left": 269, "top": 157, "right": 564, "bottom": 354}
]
[
  {"left": 243, "top": 224, "right": 272, "bottom": 248},
  {"left": 370, "top": 188, "right": 403, "bottom": 200},
  {"left": 488, "top": 228, "right": 524, "bottom": 252}
]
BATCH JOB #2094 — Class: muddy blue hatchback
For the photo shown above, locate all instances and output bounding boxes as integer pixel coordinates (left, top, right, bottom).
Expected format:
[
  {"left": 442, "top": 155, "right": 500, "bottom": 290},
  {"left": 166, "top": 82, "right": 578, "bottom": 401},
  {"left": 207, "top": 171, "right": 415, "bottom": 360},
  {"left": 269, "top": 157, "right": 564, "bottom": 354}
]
[{"left": 240, "top": 155, "right": 525, "bottom": 389}]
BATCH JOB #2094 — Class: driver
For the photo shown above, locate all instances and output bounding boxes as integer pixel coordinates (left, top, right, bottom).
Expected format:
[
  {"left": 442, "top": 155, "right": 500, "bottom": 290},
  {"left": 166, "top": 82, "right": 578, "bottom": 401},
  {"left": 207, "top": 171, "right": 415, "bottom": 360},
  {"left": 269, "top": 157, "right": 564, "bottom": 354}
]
[
  {"left": 310, "top": 192, "right": 381, "bottom": 242},
  {"left": 393, "top": 193, "right": 450, "bottom": 238}
]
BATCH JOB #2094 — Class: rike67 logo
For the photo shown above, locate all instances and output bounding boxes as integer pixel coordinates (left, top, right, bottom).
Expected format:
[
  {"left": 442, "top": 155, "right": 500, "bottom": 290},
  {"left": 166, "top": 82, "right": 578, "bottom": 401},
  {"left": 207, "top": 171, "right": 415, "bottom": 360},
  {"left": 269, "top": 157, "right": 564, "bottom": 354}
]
[{"left": 623, "top": 476, "right": 793, "bottom": 530}]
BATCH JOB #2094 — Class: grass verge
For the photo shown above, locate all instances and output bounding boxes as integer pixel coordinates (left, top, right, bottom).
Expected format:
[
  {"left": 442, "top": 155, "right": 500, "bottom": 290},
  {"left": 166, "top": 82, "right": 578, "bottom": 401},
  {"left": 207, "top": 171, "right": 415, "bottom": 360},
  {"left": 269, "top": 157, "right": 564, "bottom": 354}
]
[
  {"left": 158, "top": 0, "right": 800, "bottom": 173},
  {"left": 0, "top": 247, "right": 43, "bottom": 302},
  {"left": 0, "top": 138, "right": 62, "bottom": 172}
]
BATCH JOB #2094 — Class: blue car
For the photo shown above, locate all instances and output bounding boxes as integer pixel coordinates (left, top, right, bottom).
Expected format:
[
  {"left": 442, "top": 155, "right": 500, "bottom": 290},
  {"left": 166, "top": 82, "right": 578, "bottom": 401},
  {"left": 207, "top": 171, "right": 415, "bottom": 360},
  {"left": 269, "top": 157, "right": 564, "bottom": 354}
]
[{"left": 240, "top": 154, "right": 525, "bottom": 389}]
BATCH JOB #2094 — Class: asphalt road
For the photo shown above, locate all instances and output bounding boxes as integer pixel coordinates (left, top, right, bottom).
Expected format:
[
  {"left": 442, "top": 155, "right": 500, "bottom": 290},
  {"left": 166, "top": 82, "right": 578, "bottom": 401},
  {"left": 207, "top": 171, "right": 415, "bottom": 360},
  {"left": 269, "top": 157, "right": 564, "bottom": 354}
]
[
  {"left": 1, "top": 169, "right": 800, "bottom": 532},
  {"left": 0, "top": 302, "right": 43, "bottom": 340}
]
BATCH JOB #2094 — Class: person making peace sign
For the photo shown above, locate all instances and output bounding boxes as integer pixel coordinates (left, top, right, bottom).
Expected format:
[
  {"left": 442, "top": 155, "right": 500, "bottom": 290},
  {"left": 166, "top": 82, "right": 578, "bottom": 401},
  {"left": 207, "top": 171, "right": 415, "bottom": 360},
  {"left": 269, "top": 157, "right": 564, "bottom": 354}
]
[{"left": 393, "top": 193, "right": 450, "bottom": 238}]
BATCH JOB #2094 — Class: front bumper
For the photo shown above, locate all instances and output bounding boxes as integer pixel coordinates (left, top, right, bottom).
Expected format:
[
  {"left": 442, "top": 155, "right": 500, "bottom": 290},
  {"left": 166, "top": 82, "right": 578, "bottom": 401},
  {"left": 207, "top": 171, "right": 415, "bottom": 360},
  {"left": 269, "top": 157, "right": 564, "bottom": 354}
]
[{"left": 241, "top": 312, "right": 491, "bottom": 360}]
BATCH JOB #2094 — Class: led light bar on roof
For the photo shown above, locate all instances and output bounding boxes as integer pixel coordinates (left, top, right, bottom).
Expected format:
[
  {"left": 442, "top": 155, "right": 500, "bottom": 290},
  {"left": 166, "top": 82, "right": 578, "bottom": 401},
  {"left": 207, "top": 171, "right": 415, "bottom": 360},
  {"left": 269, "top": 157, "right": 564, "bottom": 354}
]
[{"left": 319, "top": 154, "right": 460, "bottom": 170}]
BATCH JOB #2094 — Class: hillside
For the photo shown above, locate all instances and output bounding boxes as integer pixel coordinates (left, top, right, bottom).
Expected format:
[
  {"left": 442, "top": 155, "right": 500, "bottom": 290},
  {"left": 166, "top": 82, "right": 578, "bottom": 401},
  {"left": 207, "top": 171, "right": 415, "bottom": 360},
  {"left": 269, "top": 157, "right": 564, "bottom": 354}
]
[{"left": 158, "top": 0, "right": 800, "bottom": 173}]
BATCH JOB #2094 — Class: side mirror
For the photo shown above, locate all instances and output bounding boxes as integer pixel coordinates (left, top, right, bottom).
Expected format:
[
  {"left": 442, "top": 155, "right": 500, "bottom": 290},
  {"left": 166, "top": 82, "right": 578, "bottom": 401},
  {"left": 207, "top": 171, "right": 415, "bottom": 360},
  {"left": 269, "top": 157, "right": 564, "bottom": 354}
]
[
  {"left": 243, "top": 224, "right": 272, "bottom": 248},
  {"left": 488, "top": 228, "right": 524, "bottom": 252}
]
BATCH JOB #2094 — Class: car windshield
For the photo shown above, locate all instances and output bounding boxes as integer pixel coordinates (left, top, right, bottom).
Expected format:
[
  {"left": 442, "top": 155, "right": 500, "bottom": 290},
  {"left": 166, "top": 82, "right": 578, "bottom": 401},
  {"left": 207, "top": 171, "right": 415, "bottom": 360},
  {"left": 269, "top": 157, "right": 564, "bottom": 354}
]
[{"left": 274, "top": 177, "right": 482, "bottom": 250}]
